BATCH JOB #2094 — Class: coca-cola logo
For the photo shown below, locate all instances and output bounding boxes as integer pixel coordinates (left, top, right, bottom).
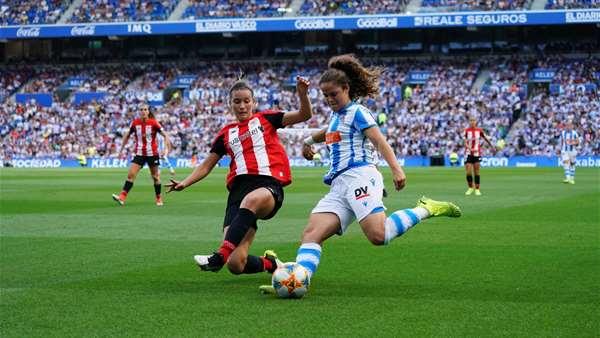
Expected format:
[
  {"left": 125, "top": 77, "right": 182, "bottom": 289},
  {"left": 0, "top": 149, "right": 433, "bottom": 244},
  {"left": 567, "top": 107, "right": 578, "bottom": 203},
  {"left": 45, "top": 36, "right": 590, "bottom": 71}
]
[
  {"left": 16, "top": 27, "right": 41, "bottom": 38},
  {"left": 70, "top": 25, "right": 95, "bottom": 36}
]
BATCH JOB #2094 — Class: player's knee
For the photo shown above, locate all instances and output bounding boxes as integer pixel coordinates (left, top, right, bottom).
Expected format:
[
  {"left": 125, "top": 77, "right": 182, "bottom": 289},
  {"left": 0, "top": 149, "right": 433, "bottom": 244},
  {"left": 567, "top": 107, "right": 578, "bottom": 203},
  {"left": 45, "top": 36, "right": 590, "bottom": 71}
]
[
  {"left": 226, "top": 258, "right": 246, "bottom": 275},
  {"left": 366, "top": 231, "right": 386, "bottom": 246}
]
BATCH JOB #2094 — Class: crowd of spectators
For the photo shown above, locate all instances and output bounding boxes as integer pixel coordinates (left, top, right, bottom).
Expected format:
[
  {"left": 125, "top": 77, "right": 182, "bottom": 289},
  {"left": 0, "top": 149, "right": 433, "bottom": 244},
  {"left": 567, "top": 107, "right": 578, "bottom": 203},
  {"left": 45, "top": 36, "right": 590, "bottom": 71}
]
[
  {"left": 299, "top": 0, "right": 408, "bottom": 16},
  {"left": 0, "top": 0, "right": 70, "bottom": 25},
  {"left": 183, "top": 0, "right": 290, "bottom": 19},
  {"left": 1, "top": 57, "right": 598, "bottom": 163},
  {"left": 545, "top": 0, "right": 600, "bottom": 9},
  {"left": 70, "top": 0, "right": 178, "bottom": 23},
  {"left": 419, "top": 0, "right": 530, "bottom": 11}
]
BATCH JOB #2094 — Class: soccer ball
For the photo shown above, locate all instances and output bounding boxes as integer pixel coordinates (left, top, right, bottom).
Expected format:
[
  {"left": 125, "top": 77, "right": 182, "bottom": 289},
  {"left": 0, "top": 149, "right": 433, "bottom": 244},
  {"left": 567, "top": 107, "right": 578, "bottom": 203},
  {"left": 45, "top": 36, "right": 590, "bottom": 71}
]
[{"left": 271, "top": 262, "right": 309, "bottom": 299}]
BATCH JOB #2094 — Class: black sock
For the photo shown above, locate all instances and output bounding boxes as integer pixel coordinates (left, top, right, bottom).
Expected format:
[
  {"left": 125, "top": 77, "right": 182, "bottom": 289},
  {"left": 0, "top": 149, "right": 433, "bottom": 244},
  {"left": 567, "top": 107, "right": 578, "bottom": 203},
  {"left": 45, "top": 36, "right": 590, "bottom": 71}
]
[
  {"left": 475, "top": 175, "right": 480, "bottom": 188},
  {"left": 466, "top": 175, "right": 473, "bottom": 187},
  {"left": 224, "top": 208, "right": 257, "bottom": 246},
  {"left": 154, "top": 183, "right": 161, "bottom": 196},
  {"left": 241, "top": 255, "right": 265, "bottom": 274},
  {"left": 122, "top": 180, "right": 133, "bottom": 193}
]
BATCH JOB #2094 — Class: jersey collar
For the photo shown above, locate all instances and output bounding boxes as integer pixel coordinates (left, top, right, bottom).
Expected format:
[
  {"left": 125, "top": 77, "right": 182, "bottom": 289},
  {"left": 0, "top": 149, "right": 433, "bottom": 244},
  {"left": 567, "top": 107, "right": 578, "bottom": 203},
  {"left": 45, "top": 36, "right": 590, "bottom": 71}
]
[{"left": 334, "top": 101, "right": 354, "bottom": 115}]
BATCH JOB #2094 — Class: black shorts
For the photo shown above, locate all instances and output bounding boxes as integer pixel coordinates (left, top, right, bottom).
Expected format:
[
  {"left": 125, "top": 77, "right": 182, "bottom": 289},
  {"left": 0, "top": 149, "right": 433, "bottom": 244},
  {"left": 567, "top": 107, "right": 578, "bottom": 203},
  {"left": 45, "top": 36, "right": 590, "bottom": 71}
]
[
  {"left": 132, "top": 155, "right": 160, "bottom": 167},
  {"left": 465, "top": 155, "right": 481, "bottom": 164},
  {"left": 223, "top": 175, "right": 285, "bottom": 228}
]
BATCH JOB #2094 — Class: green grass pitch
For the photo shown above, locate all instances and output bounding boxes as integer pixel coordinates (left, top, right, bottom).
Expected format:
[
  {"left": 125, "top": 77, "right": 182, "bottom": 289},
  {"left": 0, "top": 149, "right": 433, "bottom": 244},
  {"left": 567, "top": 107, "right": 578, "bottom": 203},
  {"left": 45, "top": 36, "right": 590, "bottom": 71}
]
[{"left": 1, "top": 167, "right": 599, "bottom": 337}]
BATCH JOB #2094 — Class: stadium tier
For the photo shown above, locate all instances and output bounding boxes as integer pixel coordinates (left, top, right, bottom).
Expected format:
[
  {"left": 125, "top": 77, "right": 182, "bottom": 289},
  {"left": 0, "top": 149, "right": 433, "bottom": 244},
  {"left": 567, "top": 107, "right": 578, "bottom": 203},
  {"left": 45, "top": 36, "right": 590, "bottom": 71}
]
[
  {"left": 0, "top": 0, "right": 71, "bottom": 25},
  {"left": 1, "top": 56, "right": 598, "bottom": 163},
  {"left": 70, "top": 0, "right": 178, "bottom": 23}
]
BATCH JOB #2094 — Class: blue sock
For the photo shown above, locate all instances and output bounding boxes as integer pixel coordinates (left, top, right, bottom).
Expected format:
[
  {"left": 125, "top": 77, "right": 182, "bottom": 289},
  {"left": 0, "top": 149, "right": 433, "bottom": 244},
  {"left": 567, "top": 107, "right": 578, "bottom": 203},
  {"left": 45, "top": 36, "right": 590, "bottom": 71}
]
[
  {"left": 383, "top": 208, "right": 427, "bottom": 244},
  {"left": 296, "top": 243, "right": 321, "bottom": 280}
]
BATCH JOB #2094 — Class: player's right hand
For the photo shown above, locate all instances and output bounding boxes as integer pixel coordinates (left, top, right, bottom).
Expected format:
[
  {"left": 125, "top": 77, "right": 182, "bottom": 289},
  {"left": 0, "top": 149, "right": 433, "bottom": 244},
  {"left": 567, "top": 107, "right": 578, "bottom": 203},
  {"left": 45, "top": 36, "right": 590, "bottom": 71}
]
[
  {"left": 296, "top": 76, "right": 310, "bottom": 97},
  {"left": 165, "top": 179, "right": 185, "bottom": 193},
  {"left": 302, "top": 144, "right": 315, "bottom": 160}
]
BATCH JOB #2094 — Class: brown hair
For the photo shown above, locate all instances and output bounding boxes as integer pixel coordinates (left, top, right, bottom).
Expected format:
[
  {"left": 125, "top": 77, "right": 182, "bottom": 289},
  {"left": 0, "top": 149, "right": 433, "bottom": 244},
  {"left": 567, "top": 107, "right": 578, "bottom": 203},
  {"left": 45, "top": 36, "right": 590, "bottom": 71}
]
[
  {"left": 229, "top": 79, "right": 254, "bottom": 100},
  {"left": 320, "top": 54, "right": 381, "bottom": 100}
]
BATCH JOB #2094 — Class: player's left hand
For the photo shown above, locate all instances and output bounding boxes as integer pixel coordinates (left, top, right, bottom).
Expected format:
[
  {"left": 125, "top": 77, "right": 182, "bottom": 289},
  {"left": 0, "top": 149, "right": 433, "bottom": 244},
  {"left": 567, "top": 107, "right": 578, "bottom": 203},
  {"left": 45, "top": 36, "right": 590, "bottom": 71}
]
[{"left": 296, "top": 76, "right": 310, "bottom": 97}]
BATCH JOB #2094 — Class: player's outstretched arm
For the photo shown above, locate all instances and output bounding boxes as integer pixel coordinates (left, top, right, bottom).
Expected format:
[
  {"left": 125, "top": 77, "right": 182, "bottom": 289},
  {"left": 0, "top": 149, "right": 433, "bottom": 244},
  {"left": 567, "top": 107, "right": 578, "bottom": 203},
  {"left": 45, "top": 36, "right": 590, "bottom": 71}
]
[
  {"left": 363, "top": 126, "right": 406, "bottom": 191},
  {"left": 282, "top": 76, "right": 313, "bottom": 126},
  {"left": 481, "top": 131, "right": 494, "bottom": 148},
  {"left": 302, "top": 128, "right": 326, "bottom": 160},
  {"left": 166, "top": 153, "right": 220, "bottom": 192}
]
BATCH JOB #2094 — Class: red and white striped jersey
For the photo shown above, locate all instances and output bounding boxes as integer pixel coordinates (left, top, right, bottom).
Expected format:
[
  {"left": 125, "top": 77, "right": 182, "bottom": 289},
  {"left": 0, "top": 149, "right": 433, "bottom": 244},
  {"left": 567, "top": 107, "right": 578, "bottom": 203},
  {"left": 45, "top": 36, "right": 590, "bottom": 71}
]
[
  {"left": 129, "top": 118, "right": 162, "bottom": 156},
  {"left": 210, "top": 111, "right": 291, "bottom": 189},
  {"left": 464, "top": 127, "right": 484, "bottom": 156}
]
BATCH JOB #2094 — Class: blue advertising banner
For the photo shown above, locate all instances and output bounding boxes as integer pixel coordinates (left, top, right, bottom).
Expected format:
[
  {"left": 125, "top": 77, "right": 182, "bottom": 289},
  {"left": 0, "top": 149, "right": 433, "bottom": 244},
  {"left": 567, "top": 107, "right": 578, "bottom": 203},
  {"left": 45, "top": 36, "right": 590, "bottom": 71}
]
[
  {"left": 170, "top": 75, "right": 197, "bottom": 88},
  {"left": 1, "top": 10, "right": 598, "bottom": 40},
  {"left": 73, "top": 92, "right": 107, "bottom": 104},
  {"left": 2, "top": 156, "right": 600, "bottom": 168},
  {"left": 15, "top": 93, "right": 53, "bottom": 107},
  {"left": 60, "top": 76, "right": 88, "bottom": 90},
  {"left": 406, "top": 71, "right": 432, "bottom": 84},
  {"left": 529, "top": 68, "right": 556, "bottom": 82}
]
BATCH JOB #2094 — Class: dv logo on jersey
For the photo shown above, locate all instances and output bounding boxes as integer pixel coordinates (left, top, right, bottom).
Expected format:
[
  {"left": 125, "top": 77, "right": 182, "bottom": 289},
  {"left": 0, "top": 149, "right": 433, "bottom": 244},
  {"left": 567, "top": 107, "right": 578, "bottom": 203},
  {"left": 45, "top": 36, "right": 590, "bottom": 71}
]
[{"left": 354, "top": 186, "right": 370, "bottom": 200}]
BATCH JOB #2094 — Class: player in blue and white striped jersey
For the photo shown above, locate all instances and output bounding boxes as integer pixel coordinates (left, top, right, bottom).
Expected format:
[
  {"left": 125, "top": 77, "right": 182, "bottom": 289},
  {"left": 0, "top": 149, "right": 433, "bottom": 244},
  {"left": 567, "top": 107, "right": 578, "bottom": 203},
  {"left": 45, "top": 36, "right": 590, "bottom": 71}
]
[
  {"left": 158, "top": 132, "right": 175, "bottom": 176},
  {"left": 560, "top": 121, "right": 580, "bottom": 184},
  {"left": 260, "top": 55, "right": 462, "bottom": 295}
]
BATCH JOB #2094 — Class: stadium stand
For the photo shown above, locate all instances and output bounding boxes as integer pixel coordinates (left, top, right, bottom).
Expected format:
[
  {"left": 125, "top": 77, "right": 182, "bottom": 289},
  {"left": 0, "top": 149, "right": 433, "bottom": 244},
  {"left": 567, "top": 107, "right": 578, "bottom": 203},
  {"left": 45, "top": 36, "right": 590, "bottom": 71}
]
[
  {"left": 0, "top": 0, "right": 70, "bottom": 25},
  {"left": 70, "top": 0, "right": 178, "bottom": 23},
  {"left": 298, "top": 0, "right": 409, "bottom": 15},
  {"left": 182, "top": 0, "right": 290, "bottom": 19},
  {"left": 545, "top": 0, "right": 600, "bottom": 9},
  {"left": 419, "top": 0, "right": 531, "bottom": 11},
  {"left": 2, "top": 56, "right": 598, "bottom": 161}
]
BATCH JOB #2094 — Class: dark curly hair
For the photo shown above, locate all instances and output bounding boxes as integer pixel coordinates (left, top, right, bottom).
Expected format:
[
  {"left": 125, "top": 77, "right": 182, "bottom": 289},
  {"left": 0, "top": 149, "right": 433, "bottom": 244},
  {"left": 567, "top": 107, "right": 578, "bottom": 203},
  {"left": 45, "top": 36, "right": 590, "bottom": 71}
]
[{"left": 320, "top": 54, "right": 381, "bottom": 100}]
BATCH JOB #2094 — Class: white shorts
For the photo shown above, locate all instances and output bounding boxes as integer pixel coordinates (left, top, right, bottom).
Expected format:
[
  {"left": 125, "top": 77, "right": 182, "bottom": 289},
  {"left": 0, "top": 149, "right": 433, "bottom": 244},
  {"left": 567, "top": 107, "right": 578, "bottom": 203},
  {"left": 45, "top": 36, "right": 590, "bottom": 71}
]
[
  {"left": 561, "top": 151, "right": 577, "bottom": 164},
  {"left": 312, "top": 165, "right": 386, "bottom": 235}
]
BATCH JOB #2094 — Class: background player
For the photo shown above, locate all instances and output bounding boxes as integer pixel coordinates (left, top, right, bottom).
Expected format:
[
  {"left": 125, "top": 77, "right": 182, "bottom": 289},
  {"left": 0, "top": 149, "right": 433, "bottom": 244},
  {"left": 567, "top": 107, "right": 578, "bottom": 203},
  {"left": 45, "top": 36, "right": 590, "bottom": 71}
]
[
  {"left": 166, "top": 76, "right": 312, "bottom": 276},
  {"left": 560, "top": 120, "right": 580, "bottom": 184},
  {"left": 464, "top": 116, "right": 494, "bottom": 196},
  {"left": 112, "top": 105, "right": 172, "bottom": 206},
  {"left": 158, "top": 132, "right": 176, "bottom": 176}
]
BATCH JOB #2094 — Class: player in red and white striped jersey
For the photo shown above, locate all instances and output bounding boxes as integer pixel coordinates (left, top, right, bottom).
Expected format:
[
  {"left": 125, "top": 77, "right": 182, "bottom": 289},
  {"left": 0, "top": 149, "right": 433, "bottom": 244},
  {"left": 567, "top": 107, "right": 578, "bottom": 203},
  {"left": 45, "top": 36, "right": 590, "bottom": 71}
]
[
  {"left": 464, "top": 117, "right": 494, "bottom": 196},
  {"left": 112, "top": 105, "right": 172, "bottom": 206},
  {"left": 167, "top": 76, "right": 312, "bottom": 276}
]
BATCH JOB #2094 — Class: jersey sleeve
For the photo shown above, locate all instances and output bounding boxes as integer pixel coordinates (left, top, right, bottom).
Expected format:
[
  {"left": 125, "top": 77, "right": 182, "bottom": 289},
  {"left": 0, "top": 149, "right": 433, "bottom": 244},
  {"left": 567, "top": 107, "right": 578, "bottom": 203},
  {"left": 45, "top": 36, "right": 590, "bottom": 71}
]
[
  {"left": 209, "top": 133, "right": 227, "bottom": 157},
  {"left": 153, "top": 120, "right": 162, "bottom": 132},
  {"left": 353, "top": 107, "right": 377, "bottom": 132},
  {"left": 261, "top": 110, "right": 285, "bottom": 129}
]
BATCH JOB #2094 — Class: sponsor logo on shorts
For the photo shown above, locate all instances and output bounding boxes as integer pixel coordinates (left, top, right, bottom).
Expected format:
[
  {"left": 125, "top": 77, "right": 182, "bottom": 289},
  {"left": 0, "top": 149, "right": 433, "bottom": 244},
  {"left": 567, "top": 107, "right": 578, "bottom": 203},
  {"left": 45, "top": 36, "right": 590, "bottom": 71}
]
[{"left": 354, "top": 186, "right": 369, "bottom": 200}]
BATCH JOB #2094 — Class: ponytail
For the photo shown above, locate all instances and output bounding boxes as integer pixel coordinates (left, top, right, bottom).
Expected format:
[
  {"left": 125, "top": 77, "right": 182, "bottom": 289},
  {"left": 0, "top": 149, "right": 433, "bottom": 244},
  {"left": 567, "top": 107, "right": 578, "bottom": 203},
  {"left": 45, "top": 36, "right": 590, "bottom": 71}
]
[{"left": 320, "top": 54, "right": 381, "bottom": 100}]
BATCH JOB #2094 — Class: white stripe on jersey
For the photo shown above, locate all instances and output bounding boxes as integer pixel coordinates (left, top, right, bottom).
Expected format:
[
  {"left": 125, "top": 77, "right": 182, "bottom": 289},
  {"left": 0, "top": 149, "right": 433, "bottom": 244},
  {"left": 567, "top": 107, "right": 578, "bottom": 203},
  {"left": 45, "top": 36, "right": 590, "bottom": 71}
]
[
  {"left": 229, "top": 127, "right": 248, "bottom": 176},
  {"left": 145, "top": 125, "right": 153, "bottom": 156},
  {"left": 561, "top": 130, "right": 579, "bottom": 152},
  {"left": 325, "top": 102, "right": 377, "bottom": 184},
  {"left": 249, "top": 117, "right": 272, "bottom": 176},
  {"left": 135, "top": 125, "right": 143, "bottom": 155}
]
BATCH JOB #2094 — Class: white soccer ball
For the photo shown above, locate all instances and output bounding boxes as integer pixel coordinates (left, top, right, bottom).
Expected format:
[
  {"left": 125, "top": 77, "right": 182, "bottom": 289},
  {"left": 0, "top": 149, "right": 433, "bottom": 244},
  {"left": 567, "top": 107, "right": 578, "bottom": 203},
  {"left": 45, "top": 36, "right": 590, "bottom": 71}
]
[{"left": 271, "top": 262, "right": 309, "bottom": 299}]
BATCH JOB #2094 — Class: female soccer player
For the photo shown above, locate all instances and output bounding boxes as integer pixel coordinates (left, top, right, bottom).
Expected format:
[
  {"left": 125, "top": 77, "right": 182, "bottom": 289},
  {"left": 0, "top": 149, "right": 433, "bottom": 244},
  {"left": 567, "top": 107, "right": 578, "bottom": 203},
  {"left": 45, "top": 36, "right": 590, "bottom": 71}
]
[
  {"left": 464, "top": 116, "right": 494, "bottom": 195},
  {"left": 112, "top": 105, "right": 171, "bottom": 206},
  {"left": 166, "top": 76, "right": 312, "bottom": 275},
  {"left": 559, "top": 120, "right": 580, "bottom": 184},
  {"left": 261, "top": 55, "right": 461, "bottom": 293}
]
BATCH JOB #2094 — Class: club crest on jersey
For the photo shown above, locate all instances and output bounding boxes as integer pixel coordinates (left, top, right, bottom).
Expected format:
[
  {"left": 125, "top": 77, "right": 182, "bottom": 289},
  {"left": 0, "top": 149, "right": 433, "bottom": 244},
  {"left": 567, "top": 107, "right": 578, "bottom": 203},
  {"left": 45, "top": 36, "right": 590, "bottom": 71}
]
[
  {"left": 325, "top": 131, "right": 342, "bottom": 144},
  {"left": 354, "top": 186, "right": 370, "bottom": 200}
]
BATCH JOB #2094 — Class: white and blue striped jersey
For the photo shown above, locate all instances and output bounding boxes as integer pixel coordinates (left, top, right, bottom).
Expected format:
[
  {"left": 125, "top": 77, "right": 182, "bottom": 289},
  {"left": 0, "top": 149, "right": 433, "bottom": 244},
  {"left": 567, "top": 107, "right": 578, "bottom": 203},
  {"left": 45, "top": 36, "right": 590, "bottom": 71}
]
[
  {"left": 323, "top": 102, "right": 378, "bottom": 185},
  {"left": 560, "top": 129, "right": 580, "bottom": 152}
]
